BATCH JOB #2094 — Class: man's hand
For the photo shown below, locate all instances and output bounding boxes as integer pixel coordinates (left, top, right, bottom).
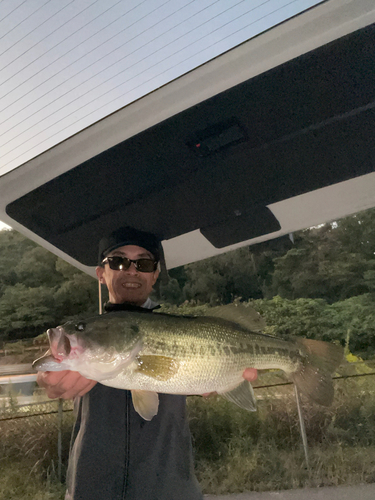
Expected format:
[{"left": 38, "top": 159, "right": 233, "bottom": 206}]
[
  {"left": 242, "top": 367, "right": 257, "bottom": 382},
  {"left": 203, "top": 368, "right": 258, "bottom": 397},
  {"left": 36, "top": 371, "right": 97, "bottom": 400}
]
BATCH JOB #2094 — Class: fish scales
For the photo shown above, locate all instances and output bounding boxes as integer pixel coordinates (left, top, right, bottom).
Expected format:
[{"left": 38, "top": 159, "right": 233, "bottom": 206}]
[
  {"left": 109, "top": 313, "right": 302, "bottom": 395},
  {"left": 136, "top": 313, "right": 299, "bottom": 370}
]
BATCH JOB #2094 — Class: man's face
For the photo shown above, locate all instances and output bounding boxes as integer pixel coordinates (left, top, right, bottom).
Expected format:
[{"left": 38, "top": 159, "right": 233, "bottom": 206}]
[{"left": 96, "top": 245, "right": 159, "bottom": 306}]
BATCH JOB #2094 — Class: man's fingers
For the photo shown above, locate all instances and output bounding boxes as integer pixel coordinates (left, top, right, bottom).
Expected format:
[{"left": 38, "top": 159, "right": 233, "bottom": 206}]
[
  {"left": 243, "top": 368, "right": 258, "bottom": 382},
  {"left": 55, "top": 372, "right": 96, "bottom": 399},
  {"left": 37, "top": 370, "right": 97, "bottom": 399},
  {"left": 37, "top": 370, "right": 66, "bottom": 388},
  {"left": 202, "top": 392, "right": 217, "bottom": 398},
  {"left": 77, "top": 380, "right": 97, "bottom": 397}
]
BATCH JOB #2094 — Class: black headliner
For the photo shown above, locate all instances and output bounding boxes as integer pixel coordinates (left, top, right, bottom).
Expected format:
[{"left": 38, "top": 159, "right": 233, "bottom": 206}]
[{"left": 6, "top": 24, "right": 375, "bottom": 266}]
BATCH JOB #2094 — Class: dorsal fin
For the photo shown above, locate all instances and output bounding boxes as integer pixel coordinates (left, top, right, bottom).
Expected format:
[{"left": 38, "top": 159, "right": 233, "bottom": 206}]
[{"left": 205, "top": 303, "right": 266, "bottom": 332}]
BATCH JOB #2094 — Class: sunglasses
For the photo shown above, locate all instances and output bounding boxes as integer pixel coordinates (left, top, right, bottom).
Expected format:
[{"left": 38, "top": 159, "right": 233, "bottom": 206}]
[{"left": 101, "top": 256, "right": 158, "bottom": 273}]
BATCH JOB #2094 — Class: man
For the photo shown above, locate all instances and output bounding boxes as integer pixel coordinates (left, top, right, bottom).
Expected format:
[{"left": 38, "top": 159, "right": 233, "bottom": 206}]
[{"left": 37, "top": 227, "right": 257, "bottom": 499}]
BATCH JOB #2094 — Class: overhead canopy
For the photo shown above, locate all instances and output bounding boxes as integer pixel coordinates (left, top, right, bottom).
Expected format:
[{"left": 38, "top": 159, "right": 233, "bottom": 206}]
[{"left": 0, "top": 0, "right": 374, "bottom": 274}]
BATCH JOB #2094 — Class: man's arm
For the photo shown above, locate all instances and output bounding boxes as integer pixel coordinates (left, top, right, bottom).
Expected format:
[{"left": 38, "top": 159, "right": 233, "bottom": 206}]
[{"left": 37, "top": 371, "right": 97, "bottom": 399}]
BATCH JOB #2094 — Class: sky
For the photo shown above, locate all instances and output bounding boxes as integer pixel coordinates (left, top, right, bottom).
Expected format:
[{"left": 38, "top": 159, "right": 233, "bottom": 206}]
[{"left": 0, "top": 0, "right": 322, "bottom": 229}]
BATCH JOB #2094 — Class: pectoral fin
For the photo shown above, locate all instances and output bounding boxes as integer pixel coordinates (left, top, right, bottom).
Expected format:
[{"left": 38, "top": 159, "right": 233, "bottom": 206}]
[
  {"left": 136, "top": 355, "right": 179, "bottom": 381},
  {"left": 221, "top": 380, "right": 257, "bottom": 412},
  {"left": 131, "top": 390, "right": 159, "bottom": 421}
]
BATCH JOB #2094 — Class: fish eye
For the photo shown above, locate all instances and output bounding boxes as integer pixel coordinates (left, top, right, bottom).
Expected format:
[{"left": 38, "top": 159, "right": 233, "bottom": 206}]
[{"left": 76, "top": 322, "right": 86, "bottom": 332}]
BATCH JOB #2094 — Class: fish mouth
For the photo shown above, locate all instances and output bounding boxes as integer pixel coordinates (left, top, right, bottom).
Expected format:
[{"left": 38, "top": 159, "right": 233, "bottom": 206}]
[
  {"left": 48, "top": 327, "right": 83, "bottom": 361},
  {"left": 48, "top": 327, "right": 71, "bottom": 361}
]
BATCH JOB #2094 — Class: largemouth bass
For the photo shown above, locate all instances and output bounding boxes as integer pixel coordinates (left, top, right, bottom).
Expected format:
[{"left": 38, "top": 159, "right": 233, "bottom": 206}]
[{"left": 33, "top": 304, "right": 343, "bottom": 420}]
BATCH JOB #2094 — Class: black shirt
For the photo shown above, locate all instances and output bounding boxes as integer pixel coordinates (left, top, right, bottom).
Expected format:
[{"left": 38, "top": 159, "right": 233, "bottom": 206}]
[{"left": 65, "top": 303, "right": 202, "bottom": 500}]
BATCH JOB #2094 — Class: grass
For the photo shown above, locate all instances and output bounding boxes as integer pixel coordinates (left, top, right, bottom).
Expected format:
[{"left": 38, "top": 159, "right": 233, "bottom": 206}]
[
  {"left": 0, "top": 400, "right": 73, "bottom": 500},
  {"left": 1, "top": 369, "right": 375, "bottom": 499},
  {"left": 188, "top": 371, "right": 375, "bottom": 494},
  {"left": 0, "top": 464, "right": 65, "bottom": 500}
]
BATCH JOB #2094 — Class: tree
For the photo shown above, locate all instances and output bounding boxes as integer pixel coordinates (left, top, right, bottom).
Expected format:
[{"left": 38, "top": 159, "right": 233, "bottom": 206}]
[
  {"left": 182, "top": 247, "right": 263, "bottom": 305},
  {"left": 0, "top": 230, "right": 99, "bottom": 341},
  {"left": 0, "top": 283, "right": 58, "bottom": 339},
  {"left": 0, "top": 230, "right": 37, "bottom": 296},
  {"left": 54, "top": 259, "right": 98, "bottom": 318},
  {"left": 15, "top": 246, "right": 63, "bottom": 288},
  {"left": 253, "top": 294, "right": 375, "bottom": 358},
  {"left": 269, "top": 208, "right": 375, "bottom": 302}
]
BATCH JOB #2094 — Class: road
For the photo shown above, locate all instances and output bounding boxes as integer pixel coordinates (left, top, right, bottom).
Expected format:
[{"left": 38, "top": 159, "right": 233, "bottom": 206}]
[{"left": 204, "top": 483, "right": 375, "bottom": 500}]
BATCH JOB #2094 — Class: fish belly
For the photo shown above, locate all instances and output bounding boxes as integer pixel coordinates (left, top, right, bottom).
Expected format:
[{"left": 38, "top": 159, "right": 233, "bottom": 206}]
[
  {"left": 96, "top": 350, "right": 296, "bottom": 395},
  {"left": 95, "top": 353, "right": 242, "bottom": 394}
]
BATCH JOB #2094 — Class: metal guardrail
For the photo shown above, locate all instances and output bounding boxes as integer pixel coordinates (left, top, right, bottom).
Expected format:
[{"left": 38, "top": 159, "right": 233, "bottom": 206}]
[
  {"left": 0, "top": 344, "right": 47, "bottom": 355},
  {"left": 0, "top": 401, "right": 73, "bottom": 421},
  {"left": 0, "top": 364, "right": 34, "bottom": 375}
]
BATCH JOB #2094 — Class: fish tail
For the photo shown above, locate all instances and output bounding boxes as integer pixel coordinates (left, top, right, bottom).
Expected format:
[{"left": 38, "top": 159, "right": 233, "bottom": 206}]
[{"left": 290, "top": 338, "right": 343, "bottom": 406}]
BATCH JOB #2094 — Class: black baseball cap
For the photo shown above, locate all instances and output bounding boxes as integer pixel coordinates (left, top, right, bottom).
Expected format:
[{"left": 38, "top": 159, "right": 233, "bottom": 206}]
[{"left": 98, "top": 227, "right": 162, "bottom": 265}]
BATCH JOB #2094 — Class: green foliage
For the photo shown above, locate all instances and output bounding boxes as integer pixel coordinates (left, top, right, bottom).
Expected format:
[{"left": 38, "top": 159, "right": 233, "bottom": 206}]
[
  {"left": 0, "top": 230, "right": 37, "bottom": 295},
  {"left": 53, "top": 262, "right": 98, "bottom": 318},
  {"left": 158, "top": 277, "right": 184, "bottom": 305},
  {"left": 14, "top": 247, "right": 63, "bottom": 288},
  {"left": 0, "top": 284, "right": 58, "bottom": 339},
  {"left": 268, "top": 208, "right": 375, "bottom": 302},
  {"left": 0, "top": 401, "right": 73, "bottom": 500},
  {"left": 329, "top": 295, "right": 375, "bottom": 357},
  {"left": 182, "top": 247, "right": 263, "bottom": 305},
  {"left": 252, "top": 294, "right": 375, "bottom": 358},
  {"left": 0, "top": 464, "right": 65, "bottom": 500},
  {"left": 188, "top": 371, "right": 375, "bottom": 494},
  {"left": 0, "top": 230, "right": 98, "bottom": 342}
]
